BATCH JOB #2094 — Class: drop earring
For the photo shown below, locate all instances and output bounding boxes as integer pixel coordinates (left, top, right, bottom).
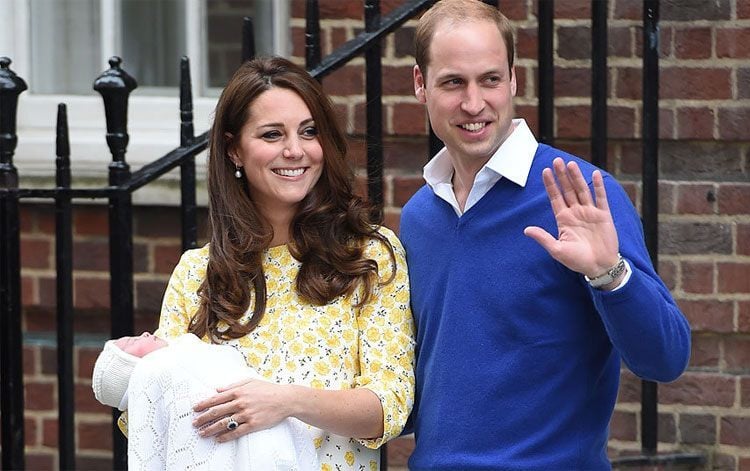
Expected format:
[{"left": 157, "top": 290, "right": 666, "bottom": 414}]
[{"left": 234, "top": 165, "right": 242, "bottom": 179}]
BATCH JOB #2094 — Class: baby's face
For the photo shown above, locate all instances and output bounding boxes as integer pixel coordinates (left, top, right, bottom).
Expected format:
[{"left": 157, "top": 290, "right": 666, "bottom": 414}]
[{"left": 114, "top": 332, "right": 168, "bottom": 358}]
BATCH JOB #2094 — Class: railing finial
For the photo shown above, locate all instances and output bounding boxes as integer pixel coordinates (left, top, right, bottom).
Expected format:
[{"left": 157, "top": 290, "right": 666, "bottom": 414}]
[{"left": 0, "top": 57, "right": 28, "bottom": 188}]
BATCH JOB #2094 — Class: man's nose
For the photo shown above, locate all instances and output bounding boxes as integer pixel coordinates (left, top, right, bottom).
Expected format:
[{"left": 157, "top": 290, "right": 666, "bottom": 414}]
[{"left": 460, "top": 82, "right": 485, "bottom": 115}]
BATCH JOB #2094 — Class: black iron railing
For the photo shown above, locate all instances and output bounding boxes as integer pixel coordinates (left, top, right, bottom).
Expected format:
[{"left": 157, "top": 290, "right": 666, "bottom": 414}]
[{"left": 0, "top": 0, "right": 704, "bottom": 469}]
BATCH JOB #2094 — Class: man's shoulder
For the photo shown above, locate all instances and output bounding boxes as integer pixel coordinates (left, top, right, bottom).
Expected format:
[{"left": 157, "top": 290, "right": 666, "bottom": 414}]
[{"left": 402, "top": 184, "right": 433, "bottom": 213}]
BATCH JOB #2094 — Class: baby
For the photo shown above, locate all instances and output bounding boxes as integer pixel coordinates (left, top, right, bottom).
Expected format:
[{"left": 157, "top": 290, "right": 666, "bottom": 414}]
[{"left": 92, "top": 332, "right": 318, "bottom": 471}]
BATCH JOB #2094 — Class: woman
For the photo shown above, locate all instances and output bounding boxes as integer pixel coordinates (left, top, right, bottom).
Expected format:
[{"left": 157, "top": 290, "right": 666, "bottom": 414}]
[{"left": 156, "top": 56, "right": 415, "bottom": 469}]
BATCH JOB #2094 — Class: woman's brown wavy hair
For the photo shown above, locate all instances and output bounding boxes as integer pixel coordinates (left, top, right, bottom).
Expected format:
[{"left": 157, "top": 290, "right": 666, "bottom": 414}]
[{"left": 189, "top": 56, "right": 395, "bottom": 342}]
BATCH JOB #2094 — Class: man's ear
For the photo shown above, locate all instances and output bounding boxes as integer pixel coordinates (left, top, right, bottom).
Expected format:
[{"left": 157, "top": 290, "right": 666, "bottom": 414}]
[
  {"left": 510, "top": 66, "right": 517, "bottom": 97},
  {"left": 414, "top": 65, "right": 426, "bottom": 104}
]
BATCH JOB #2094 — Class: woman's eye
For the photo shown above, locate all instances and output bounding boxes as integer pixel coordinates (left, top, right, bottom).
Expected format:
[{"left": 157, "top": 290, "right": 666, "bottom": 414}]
[
  {"left": 262, "top": 130, "right": 282, "bottom": 139},
  {"left": 302, "top": 126, "right": 318, "bottom": 138}
]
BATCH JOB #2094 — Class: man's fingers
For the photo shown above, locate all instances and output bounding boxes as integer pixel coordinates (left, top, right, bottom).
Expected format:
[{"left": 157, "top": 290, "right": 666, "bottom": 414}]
[
  {"left": 523, "top": 226, "right": 558, "bottom": 254},
  {"left": 542, "top": 167, "right": 567, "bottom": 215},
  {"left": 552, "top": 158, "right": 580, "bottom": 206},
  {"left": 592, "top": 170, "right": 610, "bottom": 212},
  {"left": 567, "top": 161, "right": 594, "bottom": 206}
]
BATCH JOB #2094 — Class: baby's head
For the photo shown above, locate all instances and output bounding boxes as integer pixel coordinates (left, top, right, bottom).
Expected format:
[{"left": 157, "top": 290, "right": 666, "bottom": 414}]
[{"left": 92, "top": 332, "right": 168, "bottom": 410}]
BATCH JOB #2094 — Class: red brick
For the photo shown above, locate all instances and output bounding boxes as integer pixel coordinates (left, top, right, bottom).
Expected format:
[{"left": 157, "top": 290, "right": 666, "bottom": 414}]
[
  {"left": 616, "top": 370, "right": 641, "bottom": 403},
  {"left": 515, "top": 105, "right": 538, "bottom": 137},
  {"left": 607, "top": 106, "right": 636, "bottom": 139},
  {"left": 154, "top": 244, "right": 182, "bottom": 275},
  {"left": 718, "top": 183, "right": 750, "bottom": 215},
  {"left": 739, "top": 224, "right": 750, "bottom": 257},
  {"left": 290, "top": 26, "right": 305, "bottom": 58},
  {"left": 716, "top": 28, "right": 750, "bottom": 58},
  {"left": 740, "top": 301, "right": 750, "bottom": 333},
  {"left": 391, "top": 103, "right": 427, "bottom": 136},
  {"left": 717, "top": 262, "right": 750, "bottom": 293},
  {"left": 724, "top": 336, "right": 750, "bottom": 373},
  {"left": 36, "top": 205, "right": 56, "bottom": 235},
  {"left": 135, "top": 207, "right": 182, "bottom": 238},
  {"left": 742, "top": 376, "right": 750, "bottom": 407},
  {"left": 555, "top": 68, "right": 591, "bottom": 98},
  {"left": 383, "top": 139, "right": 430, "bottom": 174},
  {"left": 613, "top": 0, "right": 641, "bottom": 20},
  {"left": 557, "top": 106, "right": 590, "bottom": 139},
  {"left": 676, "top": 183, "right": 716, "bottom": 215},
  {"left": 78, "top": 346, "right": 101, "bottom": 380},
  {"left": 383, "top": 65, "right": 416, "bottom": 96},
  {"left": 740, "top": 1, "right": 750, "bottom": 18},
  {"left": 557, "top": 26, "right": 591, "bottom": 60},
  {"left": 74, "top": 277, "right": 110, "bottom": 309},
  {"left": 25, "top": 454, "right": 54, "bottom": 471},
  {"left": 659, "top": 107, "right": 675, "bottom": 140},
  {"left": 681, "top": 261, "right": 714, "bottom": 295},
  {"left": 73, "top": 239, "right": 110, "bottom": 271},
  {"left": 22, "top": 275, "right": 36, "bottom": 306},
  {"left": 609, "top": 410, "right": 637, "bottom": 441},
  {"left": 635, "top": 25, "right": 673, "bottom": 58},
  {"left": 38, "top": 276, "right": 56, "bottom": 308},
  {"left": 658, "top": 181, "right": 676, "bottom": 215},
  {"left": 383, "top": 208, "right": 401, "bottom": 235},
  {"left": 676, "top": 107, "right": 715, "bottom": 140},
  {"left": 555, "top": 0, "right": 590, "bottom": 20},
  {"left": 76, "top": 383, "right": 109, "bottom": 414},
  {"left": 387, "top": 435, "right": 415, "bottom": 466},
  {"left": 689, "top": 334, "right": 720, "bottom": 369},
  {"left": 720, "top": 416, "right": 750, "bottom": 446},
  {"left": 20, "top": 238, "right": 51, "bottom": 269},
  {"left": 78, "top": 420, "right": 113, "bottom": 450},
  {"left": 674, "top": 27, "right": 712, "bottom": 60},
  {"left": 661, "top": 68, "right": 732, "bottom": 100},
  {"left": 76, "top": 456, "right": 114, "bottom": 470},
  {"left": 615, "top": 67, "right": 641, "bottom": 100},
  {"left": 393, "top": 176, "right": 425, "bottom": 207},
  {"left": 73, "top": 206, "right": 108, "bottom": 236},
  {"left": 135, "top": 279, "right": 168, "bottom": 313},
  {"left": 660, "top": 372, "right": 735, "bottom": 407},
  {"left": 658, "top": 412, "right": 677, "bottom": 443},
  {"left": 19, "top": 204, "right": 35, "bottom": 232},
  {"left": 678, "top": 299, "right": 734, "bottom": 333},
  {"left": 514, "top": 67, "right": 526, "bottom": 97},
  {"left": 43, "top": 417, "right": 58, "bottom": 447},
  {"left": 23, "top": 345, "right": 37, "bottom": 375},
  {"left": 40, "top": 345, "right": 57, "bottom": 375},
  {"left": 327, "top": 26, "right": 348, "bottom": 55},
  {"left": 657, "top": 259, "right": 677, "bottom": 291},
  {"left": 608, "top": 27, "right": 633, "bottom": 58},
  {"left": 498, "top": 0, "right": 529, "bottom": 21},
  {"left": 515, "top": 27, "right": 537, "bottom": 60},
  {"left": 25, "top": 381, "right": 55, "bottom": 411},
  {"left": 740, "top": 457, "right": 750, "bottom": 471},
  {"left": 353, "top": 102, "right": 366, "bottom": 136},
  {"left": 322, "top": 64, "right": 364, "bottom": 97},
  {"left": 680, "top": 413, "right": 717, "bottom": 444},
  {"left": 717, "top": 107, "right": 750, "bottom": 140},
  {"left": 25, "top": 417, "right": 38, "bottom": 446}
]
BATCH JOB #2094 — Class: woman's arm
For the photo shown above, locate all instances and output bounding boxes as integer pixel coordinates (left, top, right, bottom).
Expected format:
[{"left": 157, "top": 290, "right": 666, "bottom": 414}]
[{"left": 191, "top": 379, "right": 383, "bottom": 441}]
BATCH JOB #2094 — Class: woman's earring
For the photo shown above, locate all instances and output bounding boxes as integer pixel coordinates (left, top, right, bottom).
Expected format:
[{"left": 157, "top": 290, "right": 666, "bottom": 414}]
[{"left": 234, "top": 165, "right": 242, "bottom": 179}]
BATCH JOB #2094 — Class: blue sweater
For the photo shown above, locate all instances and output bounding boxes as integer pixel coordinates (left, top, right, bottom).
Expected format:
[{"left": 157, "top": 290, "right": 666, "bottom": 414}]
[{"left": 400, "top": 145, "right": 690, "bottom": 470}]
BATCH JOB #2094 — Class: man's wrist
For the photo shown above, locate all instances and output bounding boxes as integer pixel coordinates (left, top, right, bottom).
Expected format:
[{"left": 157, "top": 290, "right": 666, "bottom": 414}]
[{"left": 585, "top": 254, "right": 627, "bottom": 289}]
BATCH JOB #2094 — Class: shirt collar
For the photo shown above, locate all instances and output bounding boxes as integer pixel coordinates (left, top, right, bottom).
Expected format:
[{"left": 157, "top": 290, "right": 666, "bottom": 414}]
[{"left": 423, "top": 118, "right": 538, "bottom": 189}]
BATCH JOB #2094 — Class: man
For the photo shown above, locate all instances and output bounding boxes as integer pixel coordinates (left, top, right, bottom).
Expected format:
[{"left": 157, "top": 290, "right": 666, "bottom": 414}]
[{"left": 399, "top": 0, "right": 691, "bottom": 469}]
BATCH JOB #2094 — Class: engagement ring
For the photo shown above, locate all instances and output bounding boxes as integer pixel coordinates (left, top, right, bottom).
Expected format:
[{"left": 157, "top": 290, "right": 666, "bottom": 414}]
[{"left": 226, "top": 416, "right": 239, "bottom": 431}]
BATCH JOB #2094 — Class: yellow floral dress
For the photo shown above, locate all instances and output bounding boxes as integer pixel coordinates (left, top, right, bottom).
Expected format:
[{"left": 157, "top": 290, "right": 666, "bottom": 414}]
[{"left": 156, "top": 227, "right": 415, "bottom": 470}]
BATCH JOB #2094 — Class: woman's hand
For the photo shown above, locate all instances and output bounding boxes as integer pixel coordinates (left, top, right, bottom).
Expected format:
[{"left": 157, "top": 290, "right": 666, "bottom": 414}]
[{"left": 192, "top": 378, "right": 293, "bottom": 442}]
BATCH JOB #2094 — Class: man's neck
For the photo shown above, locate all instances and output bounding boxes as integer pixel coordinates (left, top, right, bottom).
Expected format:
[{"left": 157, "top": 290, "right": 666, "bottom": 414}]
[{"left": 450, "top": 156, "right": 490, "bottom": 212}]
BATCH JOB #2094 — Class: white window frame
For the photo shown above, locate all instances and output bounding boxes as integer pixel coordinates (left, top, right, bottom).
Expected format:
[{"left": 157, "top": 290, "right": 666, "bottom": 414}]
[{"left": 1, "top": 0, "right": 289, "bottom": 205}]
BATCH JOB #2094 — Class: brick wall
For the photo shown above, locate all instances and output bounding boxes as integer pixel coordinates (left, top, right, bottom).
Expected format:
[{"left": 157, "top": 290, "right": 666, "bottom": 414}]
[{"left": 14, "top": 0, "right": 749, "bottom": 469}]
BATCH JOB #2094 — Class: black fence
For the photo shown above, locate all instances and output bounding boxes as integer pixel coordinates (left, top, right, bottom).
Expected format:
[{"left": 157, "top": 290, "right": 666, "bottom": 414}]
[{"left": 0, "top": 0, "right": 704, "bottom": 469}]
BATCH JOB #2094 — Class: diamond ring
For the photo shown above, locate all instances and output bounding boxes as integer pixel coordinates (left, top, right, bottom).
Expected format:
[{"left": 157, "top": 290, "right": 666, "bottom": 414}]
[{"left": 226, "top": 416, "right": 239, "bottom": 431}]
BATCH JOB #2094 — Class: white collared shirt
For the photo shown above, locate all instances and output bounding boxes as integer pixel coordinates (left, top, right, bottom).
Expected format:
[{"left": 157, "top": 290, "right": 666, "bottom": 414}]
[{"left": 421, "top": 118, "right": 631, "bottom": 290}]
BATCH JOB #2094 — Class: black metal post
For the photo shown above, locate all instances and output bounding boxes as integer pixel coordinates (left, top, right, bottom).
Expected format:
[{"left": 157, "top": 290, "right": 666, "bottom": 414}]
[
  {"left": 179, "top": 57, "right": 197, "bottom": 252},
  {"left": 365, "top": 0, "right": 384, "bottom": 208},
  {"left": 591, "top": 0, "right": 608, "bottom": 170},
  {"left": 0, "top": 56, "right": 27, "bottom": 471},
  {"left": 55, "top": 103, "right": 76, "bottom": 470},
  {"left": 93, "top": 56, "right": 137, "bottom": 470},
  {"left": 538, "top": 0, "right": 554, "bottom": 145},
  {"left": 641, "top": 0, "right": 659, "bottom": 455},
  {"left": 242, "top": 17, "right": 255, "bottom": 63},
  {"left": 305, "top": 0, "right": 322, "bottom": 70}
]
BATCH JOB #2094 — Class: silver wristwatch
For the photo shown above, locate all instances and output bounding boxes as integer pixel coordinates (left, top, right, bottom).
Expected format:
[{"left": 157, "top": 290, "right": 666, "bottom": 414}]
[{"left": 584, "top": 254, "right": 626, "bottom": 288}]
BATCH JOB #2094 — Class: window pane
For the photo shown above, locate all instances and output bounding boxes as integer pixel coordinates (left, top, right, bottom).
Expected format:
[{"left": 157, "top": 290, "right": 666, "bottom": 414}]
[
  {"left": 121, "top": 0, "right": 186, "bottom": 88},
  {"left": 207, "top": 0, "right": 275, "bottom": 89},
  {"left": 29, "top": 0, "right": 101, "bottom": 95}
]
